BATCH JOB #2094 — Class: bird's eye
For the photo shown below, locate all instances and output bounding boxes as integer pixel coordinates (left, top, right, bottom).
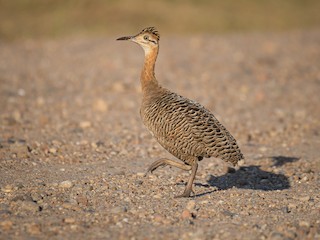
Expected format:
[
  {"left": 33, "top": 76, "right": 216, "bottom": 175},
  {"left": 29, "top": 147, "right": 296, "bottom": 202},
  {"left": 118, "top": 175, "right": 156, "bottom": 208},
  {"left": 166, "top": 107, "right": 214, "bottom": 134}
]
[{"left": 143, "top": 35, "right": 149, "bottom": 40}]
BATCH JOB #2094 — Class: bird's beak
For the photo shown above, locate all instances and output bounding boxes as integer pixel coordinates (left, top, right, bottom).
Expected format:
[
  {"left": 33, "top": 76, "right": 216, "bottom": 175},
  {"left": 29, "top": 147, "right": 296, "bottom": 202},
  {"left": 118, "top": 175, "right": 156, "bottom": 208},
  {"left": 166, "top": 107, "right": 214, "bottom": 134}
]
[{"left": 116, "top": 36, "right": 134, "bottom": 41}]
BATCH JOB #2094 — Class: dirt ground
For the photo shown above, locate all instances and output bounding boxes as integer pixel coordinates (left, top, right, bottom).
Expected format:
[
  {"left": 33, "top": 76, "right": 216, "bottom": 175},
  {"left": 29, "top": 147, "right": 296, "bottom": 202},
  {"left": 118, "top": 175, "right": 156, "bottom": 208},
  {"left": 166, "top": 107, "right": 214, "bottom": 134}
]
[{"left": 0, "top": 29, "right": 319, "bottom": 239}]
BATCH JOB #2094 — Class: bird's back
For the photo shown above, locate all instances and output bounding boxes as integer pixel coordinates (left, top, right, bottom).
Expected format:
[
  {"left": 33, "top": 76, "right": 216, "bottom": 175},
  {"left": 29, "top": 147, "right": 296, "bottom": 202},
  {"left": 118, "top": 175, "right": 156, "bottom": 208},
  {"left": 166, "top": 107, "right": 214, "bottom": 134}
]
[{"left": 140, "top": 87, "right": 244, "bottom": 166}]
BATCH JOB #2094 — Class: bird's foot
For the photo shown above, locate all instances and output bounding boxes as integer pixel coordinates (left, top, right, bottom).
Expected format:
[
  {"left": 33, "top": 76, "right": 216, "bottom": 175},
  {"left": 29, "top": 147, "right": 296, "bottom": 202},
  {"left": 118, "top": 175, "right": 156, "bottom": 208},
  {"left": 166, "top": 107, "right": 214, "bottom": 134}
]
[
  {"left": 174, "top": 188, "right": 195, "bottom": 198},
  {"left": 144, "top": 159, "right": 168, "bottom": 177}
]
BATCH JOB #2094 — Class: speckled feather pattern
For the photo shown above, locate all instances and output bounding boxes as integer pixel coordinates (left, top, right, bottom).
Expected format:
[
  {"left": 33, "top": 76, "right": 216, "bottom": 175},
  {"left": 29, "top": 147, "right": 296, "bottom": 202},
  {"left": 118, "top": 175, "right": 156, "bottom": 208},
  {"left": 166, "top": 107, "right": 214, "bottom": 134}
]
[{"left": 141, "top": 86, "right": 244, "bottom": 166}]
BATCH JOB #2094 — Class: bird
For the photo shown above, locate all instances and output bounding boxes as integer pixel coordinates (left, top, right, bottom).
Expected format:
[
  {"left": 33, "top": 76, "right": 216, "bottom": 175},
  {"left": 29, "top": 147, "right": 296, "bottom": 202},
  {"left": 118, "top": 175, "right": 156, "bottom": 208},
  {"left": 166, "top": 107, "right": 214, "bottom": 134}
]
[{"left": 117, "top": 27, "right": 244, "bottom": 198}]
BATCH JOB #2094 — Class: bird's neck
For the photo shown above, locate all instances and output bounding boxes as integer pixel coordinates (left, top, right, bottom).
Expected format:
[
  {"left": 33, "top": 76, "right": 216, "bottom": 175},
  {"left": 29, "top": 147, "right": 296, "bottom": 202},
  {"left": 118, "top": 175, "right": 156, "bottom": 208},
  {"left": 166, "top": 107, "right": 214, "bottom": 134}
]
[{"left": 140, "top": 46, "right": 159, "bottom": 93}]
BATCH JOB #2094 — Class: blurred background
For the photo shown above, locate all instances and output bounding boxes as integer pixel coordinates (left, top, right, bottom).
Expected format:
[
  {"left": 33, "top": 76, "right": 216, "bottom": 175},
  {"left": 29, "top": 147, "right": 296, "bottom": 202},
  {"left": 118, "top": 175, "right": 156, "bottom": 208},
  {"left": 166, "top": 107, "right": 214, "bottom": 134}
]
[{"left": 1, "top": 0, "right": 320, "bottom": 41}]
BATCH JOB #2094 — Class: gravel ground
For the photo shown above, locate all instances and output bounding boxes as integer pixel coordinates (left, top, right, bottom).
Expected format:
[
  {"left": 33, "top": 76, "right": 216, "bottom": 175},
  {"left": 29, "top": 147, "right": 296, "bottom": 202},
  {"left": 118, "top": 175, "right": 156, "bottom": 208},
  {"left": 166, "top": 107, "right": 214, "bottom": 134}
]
[{"left": 0, "top": 29, "right": 320, "bottom": 239}]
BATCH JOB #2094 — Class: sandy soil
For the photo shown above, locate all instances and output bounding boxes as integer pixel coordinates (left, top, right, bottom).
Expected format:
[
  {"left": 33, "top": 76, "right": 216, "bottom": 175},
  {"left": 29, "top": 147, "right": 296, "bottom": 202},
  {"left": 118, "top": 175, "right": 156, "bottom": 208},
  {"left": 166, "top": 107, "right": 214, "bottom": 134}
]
[{"left": 0, "top": 30, "right": 320, "bottom": 239}]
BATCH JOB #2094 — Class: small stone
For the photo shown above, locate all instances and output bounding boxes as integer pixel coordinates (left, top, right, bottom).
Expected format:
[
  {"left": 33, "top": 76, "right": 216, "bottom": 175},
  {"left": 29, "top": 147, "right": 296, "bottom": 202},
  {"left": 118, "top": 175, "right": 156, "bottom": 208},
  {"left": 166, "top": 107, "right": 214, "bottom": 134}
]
[
  {"left": 64, "top": 218, "right": 76, "bottom": 224},
  {"left": 1, "top": 185, "right": 14, "bottom": 193},
  {"left": 76, "top": 194, "right": 88, "bottom": 206},
  {"left": 20, "top": 201, "right": 39, "bottom": 212},
  {"left": 298, "top": 196, "right": 310, "bottom": 202},
  {"left": 153, "top": 194, "right": 162, "bottom": 199},
  {"left": 110, "top": 206, "right": 127, "bottom": 214},
  {"left": 222, "top": 210, "right": 235, "bottom": 218},
  {"left": 91, "top": 142, "right": 98, "bottom": 149},
  {"left": 299, "top": 221, "right": 311, "bottom": 228},
  {"left": 136, "top": 172, "right": 145, "bottom": 177},
  {"left": 70, "top": 224, "right": 78, "bottom": 230},
  {"left": 288, "top": 203, "right": 297, "bottom": 210},
  {"left": 281, "top": 206, "right": 290, "bottom": 213},
  {"left": 259, "top": 146, "right": 268, "bottom": 152},
  {"left": 302, "top": 168, "right": 312, "bottom": 174},
  {"left": 18, "top": 88, "right": 26, "bottom": 96},
  {"left": 181, "top": 209, "right": 192, "bottom": 219},
  {"left": 12, "top": 110, "right": 22, "bottom": 122},
  {"left": 10, "top": 144, "right": 29, "bottom": 158},
  {"left": 186, "top": 200, "right": 196, "bottom": 211},
  {"left": 78, "top": 140, "right": 88, "bottom": 145},
  {"left": 52, "top": 140, "right": 61, "bottom": 146},
  {"left": 134, "top": 180, "right": 143, "bottom": 186},
  {"left": 30, "top": 192, "right": 42, "bottom": 202},
  {"left": 270, "top": 232, "right": 284, "bottom": 240},
  {"left": 0, "top": 220, "right": 13, "bottom": 231},
  {"left": 79, "top": 121, "right": 92, "bottom": 129},
  {"left": 153, "top": 214, "right": 164, "bottom": 223},
  {"left": 59, "top": 180, "right": 73, "bottom": 189},
  {"left": 62, "top": 203, "right": 80, "bottom": 211},
  {"left": 26, "top": 223, "right": 41, "bottom": 235},
  {"left": 49, "top": 148, "right": 57, "bottom": 154},
  {"left": 36, "top": 97, "right": 45, "bottom": 106},
  {"left": 93, "top": 99, "right": 109, "bottom": 112},
  {"left": 112, "top": 82, "right": 125, "bottom": 92}
]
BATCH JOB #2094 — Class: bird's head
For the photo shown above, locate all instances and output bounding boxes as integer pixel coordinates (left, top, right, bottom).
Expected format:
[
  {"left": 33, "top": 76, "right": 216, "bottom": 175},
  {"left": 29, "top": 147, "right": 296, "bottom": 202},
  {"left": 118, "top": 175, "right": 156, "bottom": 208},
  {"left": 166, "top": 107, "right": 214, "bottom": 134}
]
[{"left": 117, "top": 27, "right": 160, "bottom": 55}]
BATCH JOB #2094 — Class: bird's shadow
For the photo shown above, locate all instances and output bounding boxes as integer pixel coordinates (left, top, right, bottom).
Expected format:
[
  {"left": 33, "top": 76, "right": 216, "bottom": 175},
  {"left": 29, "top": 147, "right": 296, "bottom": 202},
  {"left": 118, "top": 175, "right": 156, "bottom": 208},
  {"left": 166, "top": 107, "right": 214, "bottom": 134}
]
[
  {"left": 194, "top": 163, "right": 291, "bottom": 197},
  {"left": 270, "top": 156, "right": 299, "bottom": 167}
]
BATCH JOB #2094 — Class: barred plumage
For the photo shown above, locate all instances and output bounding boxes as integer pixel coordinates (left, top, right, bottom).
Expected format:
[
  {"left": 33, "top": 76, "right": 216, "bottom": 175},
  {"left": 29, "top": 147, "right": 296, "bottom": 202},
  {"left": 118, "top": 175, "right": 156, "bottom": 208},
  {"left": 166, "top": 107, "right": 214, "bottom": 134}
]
[
  {"left": 141, "top": 89, "right": 243, "bottom": 166},
  {"left": 117, "top": 27, "right": 244, "bottom": 198}
]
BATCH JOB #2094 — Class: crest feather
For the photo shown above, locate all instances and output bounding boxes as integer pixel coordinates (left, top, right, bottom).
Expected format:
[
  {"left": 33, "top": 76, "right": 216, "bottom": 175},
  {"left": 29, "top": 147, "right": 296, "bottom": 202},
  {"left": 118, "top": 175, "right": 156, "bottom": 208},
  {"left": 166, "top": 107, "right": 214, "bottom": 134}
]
[{"left": 140, "top": 27, "right": 160, "bottom": 41}]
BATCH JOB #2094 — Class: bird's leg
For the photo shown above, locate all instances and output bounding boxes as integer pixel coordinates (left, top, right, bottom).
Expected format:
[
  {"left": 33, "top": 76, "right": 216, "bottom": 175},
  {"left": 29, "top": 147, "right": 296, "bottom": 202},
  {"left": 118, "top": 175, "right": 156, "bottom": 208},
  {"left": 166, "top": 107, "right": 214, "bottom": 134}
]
[
  {"left": 175, "top": 161, "right": 198, "bottom": 198},
  {"left": 145, "top": 158, "right": 191, "bottom": 176}
]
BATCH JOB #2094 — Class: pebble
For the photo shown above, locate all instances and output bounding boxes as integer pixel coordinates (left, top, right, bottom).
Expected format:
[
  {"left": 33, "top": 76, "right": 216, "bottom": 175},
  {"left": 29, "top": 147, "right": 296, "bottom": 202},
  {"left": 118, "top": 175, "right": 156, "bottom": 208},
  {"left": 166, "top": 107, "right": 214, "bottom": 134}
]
[
  {"left": 49, "top": 148, "right": 57, "bottom": 154},
  {"left": 36, "top": 96, "right": 45, "bottom": 106},
  {"left": 297, "top": 196, "right": 310, "bottom": 202},
  {"left": 19, "top": 201, "right": 39, "bottom": 213},
  {"left": 270, "top": 232, "right": 284, "bottom": 240},
  {"left": 59, "top": 180, "right": 73, "bottom": 189},
  {"left": 181, "top": 209, "right": 192, "bottom": 219},
  {"left": 153, "top": 214, "right": 164, "bottom": 223},
  {"left": 259, "top": 146, "right": 268, "bottom": 152},
  {"left": 17, "top": 88, "right": 25, "bottom": 96},
  {"left": 90, "top": 142, "right": 97, "bottom": 149},
  {"left": 26, "top": 223, "right": 41, "bottom": 235},
  {"left": 0, "top": 220, "right": 13, "bottom": 231},
  {"left": 9, "top": 144, "right": 29, "bottom": 158},
  {"left": 185, "top": 229, "right": 205, "bottom": 240},
  {"left": 288, "top": 203, "right": 297, "bottom": 210},
  {"left": 76, "top": 194, "right": 88, "bottom": 206},
  {"left": 136, "top": 172, "right": 145, "bottom": 177},
  {"left": 79, "top": 121, "right": 92, "bottom": 129},
  {"left": 153, "top": 194, "right": 162, "bottom": 199},
  {"left": 93, "top": 98, "right": 109, "bottom": 112},
  {"left": 1, "top": 185, "right": 14, "bottom": 193},
  {"left": 64, "top": 218, "right": 76, "bottom": 224},
  {"left": 62, "top": 203, "right": 81, "bottom": 211},
  {"left": 30, "top": 192, "right": 42, "bottom": 202},
  {"left": 112, "top": 82, "right": 125, "bottom": 92},
  {"left": 12, "top": 110, "right": 22, "bottom": 122},
  {"left": 52, "top": 140, "right": 62, "bottom": 146},
  {"left": 299, "top": 221, "right": 311, "bottom": 228},
  {"left": 186, "top": 200, "right": 196, "bottom": 211},
  {"left": 110, "top": 206, "right": 127, "bottom": 214},
  {"left": 70, "top": 224, "right": 78, "bottom": 231}
]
